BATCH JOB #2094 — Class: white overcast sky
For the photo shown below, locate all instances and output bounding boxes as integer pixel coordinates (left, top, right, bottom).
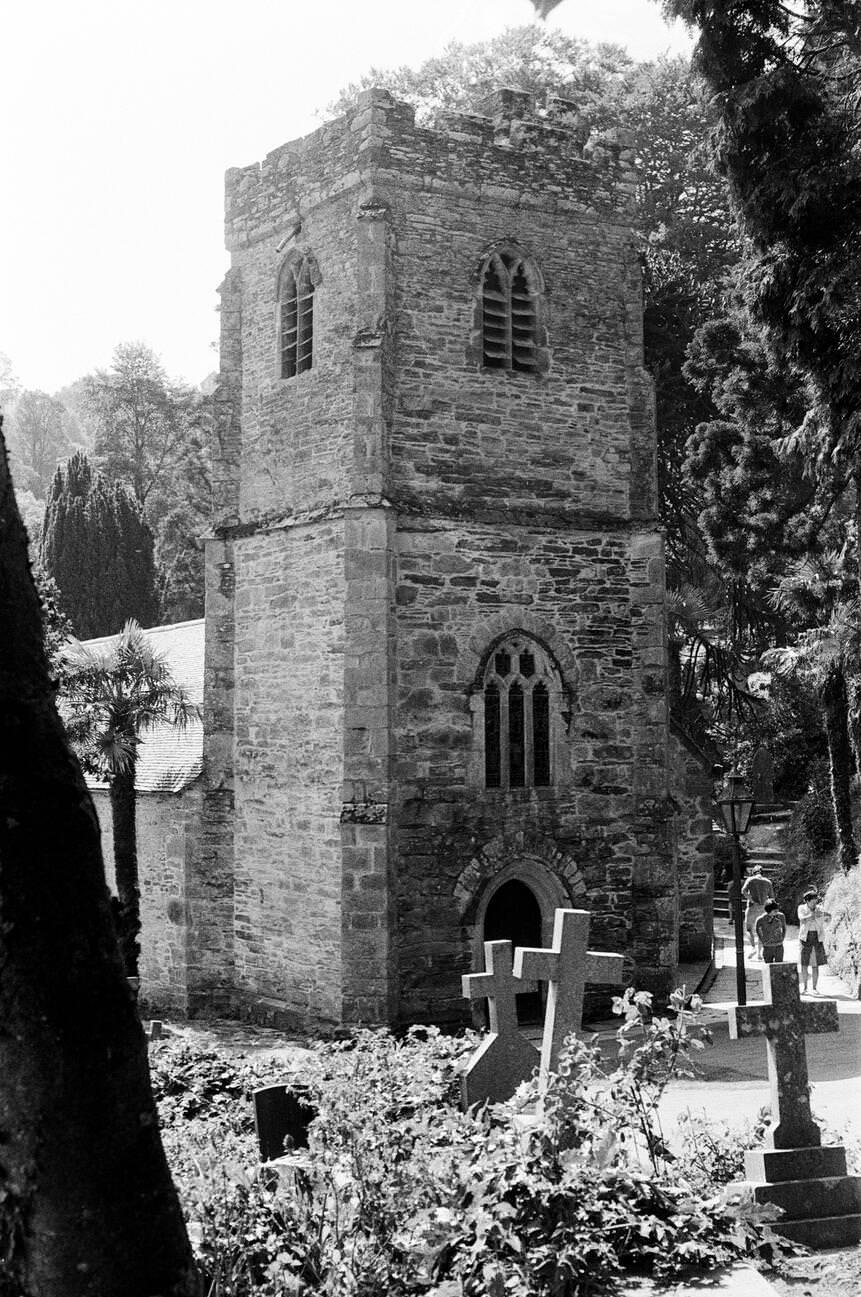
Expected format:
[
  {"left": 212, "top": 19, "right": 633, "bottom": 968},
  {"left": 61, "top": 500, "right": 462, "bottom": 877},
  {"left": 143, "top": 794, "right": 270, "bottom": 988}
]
[{"left": 0, "top": 0, "right": 693, "bottom": 394}]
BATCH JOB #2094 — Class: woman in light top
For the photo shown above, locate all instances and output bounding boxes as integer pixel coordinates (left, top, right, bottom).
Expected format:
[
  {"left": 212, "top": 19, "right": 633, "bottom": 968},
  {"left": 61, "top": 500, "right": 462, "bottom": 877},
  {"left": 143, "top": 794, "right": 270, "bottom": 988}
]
[{"left": 797, "top": 887, "right": 828, "bottom": 994}]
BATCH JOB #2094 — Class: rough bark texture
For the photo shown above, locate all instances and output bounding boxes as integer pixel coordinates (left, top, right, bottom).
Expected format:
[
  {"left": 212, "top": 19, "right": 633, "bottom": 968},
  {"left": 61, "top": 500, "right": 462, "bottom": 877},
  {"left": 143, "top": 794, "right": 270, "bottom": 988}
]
[
  {"left": 821, "top": 665, "right": 857, "bottom": 875},
  {"left": 109, "top": 766, "right": 141, "bottom": 979},
  {"left": 0, "top": 423, "right": 200, "bottom": 1295}
]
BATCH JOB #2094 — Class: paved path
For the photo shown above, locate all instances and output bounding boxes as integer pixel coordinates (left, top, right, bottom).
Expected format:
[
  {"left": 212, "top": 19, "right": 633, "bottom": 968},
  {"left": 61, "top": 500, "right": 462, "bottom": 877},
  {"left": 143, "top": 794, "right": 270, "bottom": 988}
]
[{"left": 661, "top": 925, "right": 861, "bottom": 1150}]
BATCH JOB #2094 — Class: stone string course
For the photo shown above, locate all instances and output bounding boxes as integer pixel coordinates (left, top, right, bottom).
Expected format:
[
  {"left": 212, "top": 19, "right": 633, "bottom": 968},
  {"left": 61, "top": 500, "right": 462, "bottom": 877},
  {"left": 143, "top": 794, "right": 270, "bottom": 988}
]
[{"left": 166, "top": 86, "right": 716, "bottom": 1026}]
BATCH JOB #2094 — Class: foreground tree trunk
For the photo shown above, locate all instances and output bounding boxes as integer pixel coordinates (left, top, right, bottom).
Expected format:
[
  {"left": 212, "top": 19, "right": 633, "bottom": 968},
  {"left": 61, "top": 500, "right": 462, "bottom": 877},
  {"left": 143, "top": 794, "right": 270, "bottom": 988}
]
[
  {"left": 0, "top": 425, "right": 200, "bottom": 1295},
  {"left": 109, "top": 765, "right": 141, "bottom": 979},
  {"left": 821, "top": 664, "right": 857, "bottom": 874}
]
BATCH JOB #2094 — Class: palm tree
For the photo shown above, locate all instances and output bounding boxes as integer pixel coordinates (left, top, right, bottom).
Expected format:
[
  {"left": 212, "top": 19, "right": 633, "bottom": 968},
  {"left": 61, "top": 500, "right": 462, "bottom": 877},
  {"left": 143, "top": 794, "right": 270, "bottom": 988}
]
[{"left": 60, "top": 620, "right": 199, "bottom": 979}]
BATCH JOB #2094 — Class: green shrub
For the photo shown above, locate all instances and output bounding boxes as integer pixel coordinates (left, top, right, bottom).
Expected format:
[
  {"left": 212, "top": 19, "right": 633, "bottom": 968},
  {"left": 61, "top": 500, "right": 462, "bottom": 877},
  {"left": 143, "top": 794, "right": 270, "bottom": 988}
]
[
  {"left": 769, "top": 765, "right": 835, "bottom": 922},
  {"left": 675, "top": 1109, "right": 771, "bottom": 1192},
  {"left": 798, "top": 760, "right": 837, "bottom": 854},
  {"left": 823, "top": 866, "right": 861, "bottom": 997},
  {"left": 737, "top": 675, "right": 827, "bottom": 802},
  {"left": 158, "top": 999, "right": 784, "bottom": 1296}
]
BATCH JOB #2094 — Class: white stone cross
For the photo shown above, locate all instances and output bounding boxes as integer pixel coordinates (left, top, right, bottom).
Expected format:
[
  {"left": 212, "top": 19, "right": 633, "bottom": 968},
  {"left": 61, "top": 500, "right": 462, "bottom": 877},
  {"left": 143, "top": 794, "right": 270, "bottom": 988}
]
[
  {"left": 514, "top": 908, "right": 624, "bottom": 1088},
  {"left": 729, "top": 962, "right": 839, "bottom": 1149},
  {"left": 460, "top": 939, "right": 539, "bottom": 1108}
]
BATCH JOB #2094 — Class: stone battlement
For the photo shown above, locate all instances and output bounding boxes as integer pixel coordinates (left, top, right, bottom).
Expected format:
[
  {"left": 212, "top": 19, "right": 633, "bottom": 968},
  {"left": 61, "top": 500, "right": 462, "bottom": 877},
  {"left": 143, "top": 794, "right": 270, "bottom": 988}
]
[{"left": 225, "top": 87, "right": 639, "bottom": 251}]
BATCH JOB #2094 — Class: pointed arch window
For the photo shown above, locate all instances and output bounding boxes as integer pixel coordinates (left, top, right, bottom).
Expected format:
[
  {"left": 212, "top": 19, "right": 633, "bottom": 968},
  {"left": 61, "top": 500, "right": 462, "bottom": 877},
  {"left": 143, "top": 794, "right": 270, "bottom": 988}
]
[
  {"left": 278, "top": 254, "right": 316, "bottom": 378},
  {"left": 480, "top": 635, "right": 561, "bottom": 790},
  {"left": 479, "top": 248, "right": 542, "bottom": 373}
]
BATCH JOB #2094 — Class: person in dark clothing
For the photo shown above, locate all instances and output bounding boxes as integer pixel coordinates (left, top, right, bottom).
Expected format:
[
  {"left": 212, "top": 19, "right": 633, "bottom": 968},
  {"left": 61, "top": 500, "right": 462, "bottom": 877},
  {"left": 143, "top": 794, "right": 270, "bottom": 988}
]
[{"left": 755, "top": 899, "right": 786, "bottom": 964}]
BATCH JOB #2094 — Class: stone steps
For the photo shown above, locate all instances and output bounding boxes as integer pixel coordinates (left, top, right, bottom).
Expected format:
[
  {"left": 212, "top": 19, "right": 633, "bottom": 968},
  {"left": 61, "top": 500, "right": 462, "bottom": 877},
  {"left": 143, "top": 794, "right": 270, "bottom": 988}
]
[
  {"left": 712, "top": 801, "right": 794, "bottom": 926},
  {"left": 741, "top": 1147, "right": 861, "bottom": 1248},
  {"left": 772, "top": 1212, "right": 861, "bottom": 1248},
  {"left": 745, "top": 1173, "right": 861, "bottom": 1219}
]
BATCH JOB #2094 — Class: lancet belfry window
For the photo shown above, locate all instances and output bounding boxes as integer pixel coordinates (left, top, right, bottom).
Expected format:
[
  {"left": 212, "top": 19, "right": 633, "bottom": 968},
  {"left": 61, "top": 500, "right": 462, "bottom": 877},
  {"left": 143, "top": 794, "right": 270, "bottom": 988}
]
[
  {"left": 482, "top": 635, "right": 557, "bottom": 789},
  {"left": 278, "top": 255, "right": 315, "bottom": 378},
  {"left": 480, "top": 249, "right": 541, "bottom": 373}
]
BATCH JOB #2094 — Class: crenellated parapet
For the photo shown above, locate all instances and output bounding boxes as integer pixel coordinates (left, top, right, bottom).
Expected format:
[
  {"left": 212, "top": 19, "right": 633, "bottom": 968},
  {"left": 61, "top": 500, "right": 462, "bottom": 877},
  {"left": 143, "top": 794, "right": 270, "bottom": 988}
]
[{"left": 224, "top": 87, "right": 639, "bottom": 254}]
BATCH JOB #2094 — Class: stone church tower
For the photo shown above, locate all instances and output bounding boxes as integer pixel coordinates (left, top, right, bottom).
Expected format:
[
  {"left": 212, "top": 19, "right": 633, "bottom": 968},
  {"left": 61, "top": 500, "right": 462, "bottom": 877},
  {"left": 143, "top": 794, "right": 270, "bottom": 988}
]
[{"left": 196, "top": 88, "right": 709, "bottom": 1027}]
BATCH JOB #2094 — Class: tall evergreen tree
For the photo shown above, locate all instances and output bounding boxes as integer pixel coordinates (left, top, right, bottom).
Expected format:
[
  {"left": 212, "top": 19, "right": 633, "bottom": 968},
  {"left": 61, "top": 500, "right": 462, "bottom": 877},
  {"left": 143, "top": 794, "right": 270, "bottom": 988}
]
[{"left": 39, "top": 452, "right": 157, "bottom": 638}]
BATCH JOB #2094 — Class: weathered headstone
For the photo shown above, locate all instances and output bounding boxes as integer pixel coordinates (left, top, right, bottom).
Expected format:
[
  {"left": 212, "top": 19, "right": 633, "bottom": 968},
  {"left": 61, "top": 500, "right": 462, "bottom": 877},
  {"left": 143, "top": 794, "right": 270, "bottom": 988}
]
[
  {"left": 253, "top": 1083, "right": 316, "bottom": 1162},
  {"left": 461, "top": 939, "right": 539, "bottom": 1108},
  {"left": 514, "top": 908, "right": 624, "bottom": 1088},
  {"left": 729, "top": 962, "right": 861, "bottom": 1246}
]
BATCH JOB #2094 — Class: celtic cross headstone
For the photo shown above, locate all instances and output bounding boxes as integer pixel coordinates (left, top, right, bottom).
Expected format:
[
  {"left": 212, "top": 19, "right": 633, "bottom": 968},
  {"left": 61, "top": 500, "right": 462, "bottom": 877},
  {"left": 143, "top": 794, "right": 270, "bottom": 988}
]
[
  {"left": 729, "top": 961, "right": 838, "bottom": 1149},
  {"left": 727, "top": 962, "right": 861, "bottom": 1247},
  {"left": 514, "top": 908, "right": 624, "bottom": 1088}
]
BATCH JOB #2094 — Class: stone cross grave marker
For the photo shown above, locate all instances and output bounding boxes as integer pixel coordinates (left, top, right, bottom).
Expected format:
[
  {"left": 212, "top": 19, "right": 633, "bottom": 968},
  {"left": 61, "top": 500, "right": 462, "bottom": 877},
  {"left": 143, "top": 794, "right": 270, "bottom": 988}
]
[
  {"left": 728, "top": 961, "right": 838, "bottom": 1149},
  {"left": 514, "top": 908, "right": 624, "bottom": 1089},
  {"left": 461, "top": 939, "right": 540, "bottom": 1108},
  {"left": 728, "top": 962, "right": 861, "bottom": 1247}
]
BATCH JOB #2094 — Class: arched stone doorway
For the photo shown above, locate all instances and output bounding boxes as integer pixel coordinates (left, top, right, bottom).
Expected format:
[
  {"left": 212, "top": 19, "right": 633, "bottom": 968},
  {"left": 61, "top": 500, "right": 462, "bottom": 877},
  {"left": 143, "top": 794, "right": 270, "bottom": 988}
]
[{"left": 482, "top": 877, "right": 543, "bottom": 1023}]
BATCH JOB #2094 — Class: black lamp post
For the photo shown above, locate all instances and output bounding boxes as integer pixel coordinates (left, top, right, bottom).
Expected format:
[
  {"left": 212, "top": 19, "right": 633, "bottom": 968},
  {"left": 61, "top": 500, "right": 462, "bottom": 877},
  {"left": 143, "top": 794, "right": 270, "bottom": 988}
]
[{"left": 717, "top": 770, "right": 756, "bottom": 1005}]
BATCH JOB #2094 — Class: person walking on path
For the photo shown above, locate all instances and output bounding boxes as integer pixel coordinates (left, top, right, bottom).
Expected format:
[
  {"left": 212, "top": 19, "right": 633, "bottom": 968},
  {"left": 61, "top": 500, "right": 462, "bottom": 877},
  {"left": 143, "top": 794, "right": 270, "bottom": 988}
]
[
  {"left": 754, "top": 899, "right": 787, "bottom": 964},
  {"left": 741, "top": 863, "right": 774, "bottom": 958},
  {"left": 798, "top": 887, "right": 829, "bottom": 994}
]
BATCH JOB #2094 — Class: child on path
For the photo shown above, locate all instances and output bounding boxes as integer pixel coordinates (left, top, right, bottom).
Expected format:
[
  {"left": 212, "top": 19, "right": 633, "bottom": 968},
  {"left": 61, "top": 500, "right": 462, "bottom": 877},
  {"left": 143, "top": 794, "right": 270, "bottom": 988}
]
[
  {"left": 741, "top": 863, "right": 774, "bottom": 958},
  {"left": 798, "top": 888, "right": 828, "bottom": 994},
  {"left": 755, "top": 899, "right": 786, "bottom": 964}
]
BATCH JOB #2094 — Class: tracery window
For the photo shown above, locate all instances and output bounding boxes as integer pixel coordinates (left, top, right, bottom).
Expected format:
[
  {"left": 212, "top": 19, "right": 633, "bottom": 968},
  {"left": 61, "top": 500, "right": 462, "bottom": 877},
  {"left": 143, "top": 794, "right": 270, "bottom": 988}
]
[
  {"left": 481, "top": 635, "right": 558, "bottom": 789},
  {"left": 479, "top": 248, "right": 541, "bottom": 373},
  {"left": 277, "top": 254, "right": 315, "bottom": 378}
]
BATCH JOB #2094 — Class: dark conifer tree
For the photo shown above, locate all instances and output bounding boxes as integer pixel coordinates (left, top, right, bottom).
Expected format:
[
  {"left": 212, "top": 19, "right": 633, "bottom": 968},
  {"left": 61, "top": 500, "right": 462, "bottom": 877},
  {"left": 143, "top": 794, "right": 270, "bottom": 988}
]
[{"left": 39, "top": 452, "right": 157, "bottom": 638}]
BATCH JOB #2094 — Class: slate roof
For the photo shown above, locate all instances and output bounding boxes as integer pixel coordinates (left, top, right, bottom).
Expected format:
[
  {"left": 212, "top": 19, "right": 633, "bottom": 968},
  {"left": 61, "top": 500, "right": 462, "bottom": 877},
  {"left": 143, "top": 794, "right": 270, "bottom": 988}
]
[{"left": 79, "top": 619, "right": 205, "bottom": 795}]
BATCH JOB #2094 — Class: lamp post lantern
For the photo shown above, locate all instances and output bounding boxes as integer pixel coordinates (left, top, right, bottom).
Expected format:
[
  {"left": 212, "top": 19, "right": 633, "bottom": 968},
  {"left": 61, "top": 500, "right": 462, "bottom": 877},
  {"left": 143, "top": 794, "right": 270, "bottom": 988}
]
[{"left": 717, "top": 770, "right": 756, "bottom": 1005}]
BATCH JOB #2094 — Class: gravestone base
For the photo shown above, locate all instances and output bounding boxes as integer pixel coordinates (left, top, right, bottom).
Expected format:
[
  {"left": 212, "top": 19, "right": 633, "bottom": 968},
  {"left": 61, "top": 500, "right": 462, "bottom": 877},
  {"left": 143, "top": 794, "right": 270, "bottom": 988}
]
[{"left": 738, "top": 1145, "right": 861, "bottom": 1248}]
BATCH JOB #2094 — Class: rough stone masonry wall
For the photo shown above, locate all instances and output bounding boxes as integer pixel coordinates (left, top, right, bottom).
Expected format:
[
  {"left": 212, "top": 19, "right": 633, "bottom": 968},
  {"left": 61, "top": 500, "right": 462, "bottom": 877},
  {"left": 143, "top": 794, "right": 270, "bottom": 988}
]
[
  {"left": 91, "top": 785, "right": 201, "bottom": 1015},
  {"left": 370, "top": 88, "right": 676, "bottom": 1018},
  {"left": 229, "top": 522, "right": 347, "bottom": 1024},
  {"left": 204, "top": 86, "right": 685, "bottom": 1024},
  {"left": 670, "top": 729, "right": 715, "bottom": 963},
  {"left": 394, "top": 521, "right": 659, "bottom": 1023}
]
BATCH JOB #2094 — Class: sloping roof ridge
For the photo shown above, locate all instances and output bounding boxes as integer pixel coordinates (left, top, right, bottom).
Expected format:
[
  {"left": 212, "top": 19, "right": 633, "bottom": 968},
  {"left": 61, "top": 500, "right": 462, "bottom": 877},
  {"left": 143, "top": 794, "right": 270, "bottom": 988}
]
[{"left": 78, "top": 617, "right": 204, "bottom": 649}]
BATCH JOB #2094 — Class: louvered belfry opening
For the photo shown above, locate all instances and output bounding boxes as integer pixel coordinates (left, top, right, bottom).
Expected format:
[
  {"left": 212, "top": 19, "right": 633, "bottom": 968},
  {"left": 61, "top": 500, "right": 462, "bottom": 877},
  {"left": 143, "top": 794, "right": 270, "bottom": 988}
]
[
  {"left": 279, "top": 257, "right": 315, "bottom": 378},
  {"left": 483, "top": 636, "right": 555, "bottom": 789},
  {"left": 481, "top": 250, "right": 538, "bottom": 373}
]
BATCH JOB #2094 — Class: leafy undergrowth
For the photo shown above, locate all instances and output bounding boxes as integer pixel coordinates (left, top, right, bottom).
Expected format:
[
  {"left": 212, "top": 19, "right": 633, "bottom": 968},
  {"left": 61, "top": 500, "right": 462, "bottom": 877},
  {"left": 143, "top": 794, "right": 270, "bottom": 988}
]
[{"left": 154, "top": 990, "right": 792, "bottom": 1296}]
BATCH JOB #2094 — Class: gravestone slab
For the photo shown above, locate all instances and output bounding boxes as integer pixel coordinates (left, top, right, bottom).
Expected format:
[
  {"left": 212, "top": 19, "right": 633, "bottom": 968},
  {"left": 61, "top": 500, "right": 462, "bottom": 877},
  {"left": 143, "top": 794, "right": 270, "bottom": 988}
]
[
  {"left": 253, "top": 1083, "right": 316, "bottom": 1162},
  {"left": 461, "top": 939, "right": 539, "bottom": 1108},
  {"left": 728, "top": 962, "right": 861, "bottom": 1246},
  {"left": 514, "top": 908, "right": 623, "bottom": 1088}
]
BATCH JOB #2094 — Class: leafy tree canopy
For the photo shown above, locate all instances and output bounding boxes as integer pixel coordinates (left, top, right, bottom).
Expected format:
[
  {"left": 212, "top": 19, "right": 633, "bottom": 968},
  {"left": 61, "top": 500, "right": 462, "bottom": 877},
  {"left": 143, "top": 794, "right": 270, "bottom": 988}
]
[
  {"left": 5, "top": 389, "right": 76, "bottom": 498},
  {"left": 682, "top": 303, "right": 848, "bottom": 622},
  {"left": 87, "top": 342, "right": 198, "bottom": 509},
  {"left": 650, "top": 0, "right": 861, "bottom": 551},
  {"left": 84, "top": 342, "right": 212, "bottom": 623}
]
